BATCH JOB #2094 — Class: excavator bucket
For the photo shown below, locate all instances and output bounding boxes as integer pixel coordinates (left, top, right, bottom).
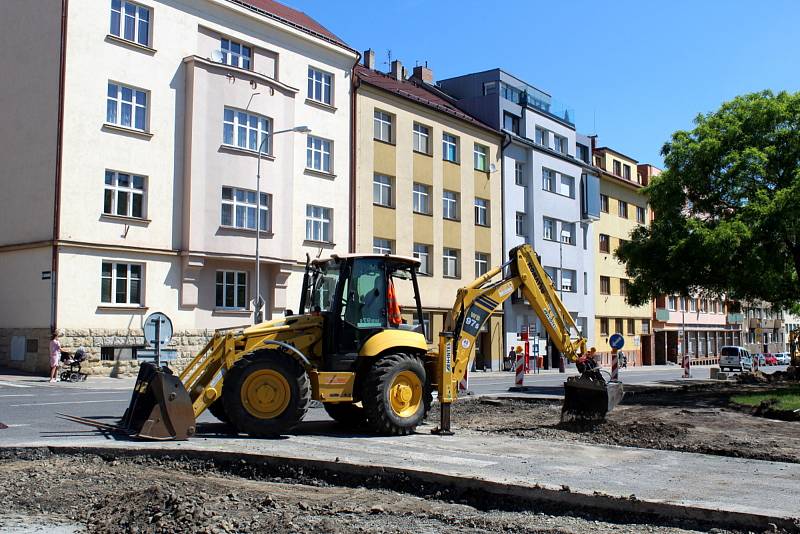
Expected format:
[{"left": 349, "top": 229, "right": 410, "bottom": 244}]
[
  {"left": 121, "top": 362, "right": 196, "bottom": 440},
  {"left": 561, "top": 374, "right": 624, "bottom": 423}
]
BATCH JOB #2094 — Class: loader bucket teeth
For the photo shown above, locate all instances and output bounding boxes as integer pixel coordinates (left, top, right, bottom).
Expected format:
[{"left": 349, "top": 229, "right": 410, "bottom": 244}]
[
  {"left": 560, "top": 376, "right": 624, "bottom": 423},
  {"left": 121, "top": 362, "right": 195, "bottom": 440}
]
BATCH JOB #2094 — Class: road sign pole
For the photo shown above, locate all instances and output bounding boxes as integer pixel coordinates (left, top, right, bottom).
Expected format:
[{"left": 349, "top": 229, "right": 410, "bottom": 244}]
[{"left": 154, "top": 317, "right": 161, "bottom": 368}]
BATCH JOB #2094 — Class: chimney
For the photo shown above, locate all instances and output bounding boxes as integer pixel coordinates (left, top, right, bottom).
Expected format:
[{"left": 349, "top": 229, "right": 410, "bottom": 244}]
[
  {"left": 390, "top": 59, "right": 403, "bottom": 80},
  {"left": 412, "top": 64, "right": 434, "bottom": 84},
  {"left": 363, "top": 48, "right": 375, "bottom": 69}
]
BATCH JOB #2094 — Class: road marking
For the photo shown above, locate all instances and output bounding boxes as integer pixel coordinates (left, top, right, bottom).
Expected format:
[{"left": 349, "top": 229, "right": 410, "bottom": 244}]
[
  {"left": 9, "top": 399, "right": 128, "bottom": 407},
  {"left": 0, "top": 381, "right": 33, "bottom": 388},
  {"left": 3, "top": 424, "right": 31, "bottom": 427},
  {"left": 0, "top": 394, "right": 36, "bottom": 398}
]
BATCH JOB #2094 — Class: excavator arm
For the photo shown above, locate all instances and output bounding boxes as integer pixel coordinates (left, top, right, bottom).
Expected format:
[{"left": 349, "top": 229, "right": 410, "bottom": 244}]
[{"left": 433, "top": 244, "right": 619, "bottom": 433}]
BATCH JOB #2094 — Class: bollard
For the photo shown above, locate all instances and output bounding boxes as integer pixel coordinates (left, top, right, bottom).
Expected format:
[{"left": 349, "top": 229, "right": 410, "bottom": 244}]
[
  {"left": 611, "top": 349, "right": 619, "bottom": 381},
  {"left": 459, "top": 366, "right": 469, "bottom": 392},
  {"left": 515, "top": 352, "right": 524, "bottom": 387},
  {"left": 682, "top": 354, "right": 692, "bottom": 378}
]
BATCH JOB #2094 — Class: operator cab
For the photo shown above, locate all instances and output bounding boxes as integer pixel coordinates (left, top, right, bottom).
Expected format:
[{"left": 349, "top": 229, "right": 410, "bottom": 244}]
[{"left": 300, "top": 254, "right": 425, "bottom": 371}]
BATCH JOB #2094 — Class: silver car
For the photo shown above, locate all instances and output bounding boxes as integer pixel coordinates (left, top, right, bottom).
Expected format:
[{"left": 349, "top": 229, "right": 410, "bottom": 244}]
[
  {"left": 719, "top": 346, "right": 752, "bottom": 372},
  {"left": 775, "top": 352, "right": 791, "bottom": 365}
]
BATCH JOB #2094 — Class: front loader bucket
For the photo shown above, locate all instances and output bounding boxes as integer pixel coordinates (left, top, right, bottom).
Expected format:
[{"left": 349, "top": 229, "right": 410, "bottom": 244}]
[
  {"left": 121, "top": 362, "right": 196, "bottom": 440},
  {"left": 561, "top": 376, "right": 624, "bottom": 423}
]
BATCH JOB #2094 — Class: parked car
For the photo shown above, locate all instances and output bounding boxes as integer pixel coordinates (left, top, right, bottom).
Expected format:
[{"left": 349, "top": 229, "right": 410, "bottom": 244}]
[
  {"left": 775, "top": 352, "right": 791, "bottom": 365},
  {"left": 764, "top": 353, "right": 778, "bottom": 366},
  {"left": 719, "top": 346, "right": 752, "bottom": 372}
]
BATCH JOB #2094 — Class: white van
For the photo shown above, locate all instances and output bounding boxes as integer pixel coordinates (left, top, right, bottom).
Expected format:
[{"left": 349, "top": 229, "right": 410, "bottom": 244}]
[{"left": 719, "top": 346, "right": 752, "bottom": 372}]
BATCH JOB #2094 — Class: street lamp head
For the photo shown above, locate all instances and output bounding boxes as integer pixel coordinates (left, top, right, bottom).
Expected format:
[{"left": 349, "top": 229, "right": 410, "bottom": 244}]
[{"left": 292, "top": 125, "right": 311, "bottom": 133}]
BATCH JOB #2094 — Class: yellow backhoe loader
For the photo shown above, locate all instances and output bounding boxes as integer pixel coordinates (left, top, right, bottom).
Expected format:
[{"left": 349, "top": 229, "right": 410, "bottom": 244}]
[{"left": 66, "top": 244, "right": 622, "bottom": 439}]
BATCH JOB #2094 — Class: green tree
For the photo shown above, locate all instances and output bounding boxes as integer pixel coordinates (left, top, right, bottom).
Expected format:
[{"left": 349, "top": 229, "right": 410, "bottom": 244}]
[{"left": 617, "top": 90, "right": 800, "bottom": 309}]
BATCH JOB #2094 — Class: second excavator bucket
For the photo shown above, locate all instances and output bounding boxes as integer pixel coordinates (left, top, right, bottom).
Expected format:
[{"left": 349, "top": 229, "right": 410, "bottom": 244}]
[
  {"left": 121, "top": 362, "right": 196, "bottom": 440},
  {"left": 561, "top": 372, "right": 624, "bottom": 423}
]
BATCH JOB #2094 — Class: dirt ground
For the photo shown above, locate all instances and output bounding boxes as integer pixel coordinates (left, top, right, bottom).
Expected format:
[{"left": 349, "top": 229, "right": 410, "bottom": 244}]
[
  {"left": 0, "top": 453, "right": 744, "bottom": 534},
  {"left": 443, "top": 383, "right": 800, "bottom": 464}
]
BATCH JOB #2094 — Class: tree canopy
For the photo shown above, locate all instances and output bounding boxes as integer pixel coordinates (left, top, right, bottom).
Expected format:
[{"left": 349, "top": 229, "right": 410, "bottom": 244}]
[{"left": 617, "top": 90, "right": 800, "bottom": 309}]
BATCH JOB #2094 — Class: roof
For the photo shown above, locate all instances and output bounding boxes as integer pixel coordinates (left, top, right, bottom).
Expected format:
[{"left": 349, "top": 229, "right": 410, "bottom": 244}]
[
  {"left": 594, "top": 146, "right": 639, "bottom": 164},
  {"left": 230, "top": 0, "right": 350, "bottom": 49},
  {"left": 314, "top": 253, "right": 420, "bottom": 267},
  {"left": 355, "top": 65, "right": 500, "bottom": 135}
]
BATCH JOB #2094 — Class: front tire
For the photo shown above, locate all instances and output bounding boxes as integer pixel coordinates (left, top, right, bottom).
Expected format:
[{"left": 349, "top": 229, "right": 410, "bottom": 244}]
[
  {"left": 207, "top": 399, "right": 230, "bottom": 424},
  {"left": 222, "top": 352, "right": 310, "bottom": 437},
  {"left": 363, "top": 353, "right": 427, "bottom": 436}
]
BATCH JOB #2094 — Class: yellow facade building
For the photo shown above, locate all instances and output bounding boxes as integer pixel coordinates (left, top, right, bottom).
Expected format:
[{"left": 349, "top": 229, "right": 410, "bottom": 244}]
[
  {"left": 592, "top": 146, "right": 652, "bottom": 365},
  {"left": 353, "top": 53, "right": 504, "bottom": 369}
]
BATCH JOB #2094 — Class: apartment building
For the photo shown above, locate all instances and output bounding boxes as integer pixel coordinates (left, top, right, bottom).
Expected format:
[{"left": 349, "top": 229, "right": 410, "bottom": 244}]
[
  {"left": 438, "top": 70, "right": 599, "bottom": 367},
  {"left": 739, "top": 301, "right": 785, "bottom": 354},
  {"left": 353, "top": 55, "right": 505, "bottom": 369},
  {"left": 0, "top": 0, "right": 356, "bottom": 373},
  {"left": 591, "top": 146, "right": 652, "bottom": 365}
]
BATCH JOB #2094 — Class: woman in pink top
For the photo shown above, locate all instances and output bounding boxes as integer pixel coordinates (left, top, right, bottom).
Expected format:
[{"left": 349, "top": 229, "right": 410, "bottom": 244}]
[{"left": 49, "top": 333, "right": 61, "bottom": 383}]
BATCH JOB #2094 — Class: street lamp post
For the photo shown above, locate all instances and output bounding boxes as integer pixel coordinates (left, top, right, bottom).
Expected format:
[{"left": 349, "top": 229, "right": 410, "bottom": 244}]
[{"left": 254, "top": 125, "right": 311, "bottom": 324}]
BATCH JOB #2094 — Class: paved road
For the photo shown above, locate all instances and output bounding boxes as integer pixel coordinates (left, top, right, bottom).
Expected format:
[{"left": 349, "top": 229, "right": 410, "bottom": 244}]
[{"left": 0, "top": 364, "right": 789, "bottom": 445}]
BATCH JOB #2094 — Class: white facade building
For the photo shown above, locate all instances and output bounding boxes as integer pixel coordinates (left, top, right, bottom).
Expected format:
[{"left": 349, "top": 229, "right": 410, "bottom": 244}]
[{"left": 0, "top": 0, "right": 356, "bottom": 373}]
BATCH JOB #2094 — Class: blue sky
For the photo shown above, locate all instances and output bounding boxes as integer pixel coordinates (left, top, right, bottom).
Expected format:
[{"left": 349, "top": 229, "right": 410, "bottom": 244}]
[{"left": 288, "top": 0, "right": 800, "bottom": 167}]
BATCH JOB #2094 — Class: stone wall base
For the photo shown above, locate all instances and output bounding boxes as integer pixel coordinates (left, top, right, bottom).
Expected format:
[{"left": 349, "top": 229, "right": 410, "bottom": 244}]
[{"left": 0, "top": 327, "right": 213, "bottom": 377}]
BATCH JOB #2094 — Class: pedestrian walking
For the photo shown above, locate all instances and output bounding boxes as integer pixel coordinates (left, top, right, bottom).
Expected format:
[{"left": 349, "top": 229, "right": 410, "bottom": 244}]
[{"left": 49, "top": 332, "right": 61, "bottom": 383}]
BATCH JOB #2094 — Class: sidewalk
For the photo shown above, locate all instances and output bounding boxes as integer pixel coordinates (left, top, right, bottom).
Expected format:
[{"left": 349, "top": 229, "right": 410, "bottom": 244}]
[
  {"left": 0, "top": 367, "right": 134, "bottom": 390},
  {"left": 6, "top": 423, "right": 798, "bottom": 530}
]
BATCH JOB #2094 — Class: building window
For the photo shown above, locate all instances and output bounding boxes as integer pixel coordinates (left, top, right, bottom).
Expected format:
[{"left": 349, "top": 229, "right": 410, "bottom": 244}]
[
  {"left": 561, "top": 269, "right": 575, "bottom": 292},
  {"left": 544, "top": 266, "right": 557, "bottom": 284},
  {"left": 442, "top": 190, "right": 459, "bottom": 220},
  {"left": 615, "top": 318, "right": 624, "bottom": 335},
  {"left": 110, "top": 0, "right": 150, "bottom": 47},
  {"left": 373, "top": 174, "right": 393, "bottom": 207},
  {"left": 305, "top": 205, "right": 332, "bottom": 242},
  {"left": 668, "top": 296, "right": 677, "bottom": 311},
  {"left": 221, "top": 186, "right": 271, "bottom": 231},
  {"left": 443, "top": 248, "right": 460, "bottom": 278},
  {"left": 474, "top": 144, "right": 488, "bottom": 171},
  {"left": 413, "top": 311, "right": 433, "bottom": 343},
  {"left": 576, "top": 143, "right": 589, "bottom": 163},
  {"left": 543, "top": 217, "right": 555, "bottom": 241},
  {"left": 515, "top": 161, "right": 525, "bottom": 186},
  {"left": 516, "top": 212, "right": 527, "bottom": 237},
  {"left": 600, "top": 194, "right": 609, "bottom": 213},
  {"left": 535, "top": 127, "right": 548, "bottom": 146},
  {"left": 560, "top": 222, "right": 575, "bottom": 245},
  {"left": 559, "top": 174, "right": 575, "bottom": 198},
  {"left": 619, "top": 279, "right": 628, "bottom": 296},
  {"left": 413, "top": 183, "right": 431, "bottom": 214},
  {"left": 553, "top": 134, "right": 567, "bottom": 154},
  {"left": 414, "top": 243, "right": 431, "bottom": 275},
  {"left": 636, "top": 206, "right": 646, "bottom": 224},
  {"left": 618, "top": 200, "right": 628, "bottom": 218},
  {"left": 307, "top": 67, "right": 332, "bottom": 105},
  {"left": 215, "top": 271, "right": 247, "bottom": 309},
  {"left": 599, "top": 233, "right": 610, "bottom": 253},
  {"left": 223, "top": 107, "right": 271, "bottom": 153},
  {"left": 600, "top": 276, "right": 610, "bottom": 295},
  {"left": 623, "top": 164, "right": 631, "bottom": 180},
  {"left": 413, "top": 123, "right": 430, "bottom": 154},
  {"left": 373, "top": 238, "right": 393, "bottom": 255},
  {"left": 627, "top": 319, "right": 635, "bottom": 335},
  {"left": 641, "top": 319, "right": 651, "bottom": 334},
  {"left": 475, "top": 252, "right": 489, "bottom": 278},
  {"left": 600, "top": 318, "right": 609, "bottom": 337},
  {"left": 306, "top": 136, "right": 332, "bottom": 173},
  {"left": 104, "top": 170, "right": 145, "bottom": 218},
  {"left": 221, "top": 38, "right": 252, "bottom": 69},
  {"left": 613, "top": 160, "right": 622, "bottom": 176},
  {"left": 101, "top": 262, "right": 142, "bottom": 305},
  {"left": 542, "top": 168, "right": 555, "bottom": 192},
  {"left": 373, "top": 110, "right": 392, "bottom": 142},
  {"left": 106, "top": 82, "right": 147, "bottom": 131},
  {"left": 690, "top": 298, "right": 697, "bottom": 312},
  {"left": 474, "top": 198, "right": 489, "bottom": 226},
  {"left": 503, "top": 112, "right": 520, "bottom": 135},
  {"left": 443, "top": 133, "right": 459, "bottom": 163}
]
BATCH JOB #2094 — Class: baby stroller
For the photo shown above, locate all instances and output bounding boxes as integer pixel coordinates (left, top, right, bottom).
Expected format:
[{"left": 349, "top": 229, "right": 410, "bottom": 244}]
[{"left": 59, "top": 348, "right": 89, "bottom": 382}]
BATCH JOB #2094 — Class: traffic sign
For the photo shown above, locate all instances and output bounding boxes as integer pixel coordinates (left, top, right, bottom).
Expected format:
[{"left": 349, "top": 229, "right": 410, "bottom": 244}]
[
  {"left": 136, "top": 349, "right": 178, "bottom": 362},
  {"left": 609, "top": 333, "right": 625, "bottom": 350},
  {"left": 144, "top": 312, "right": 173, "bottom": 348}
]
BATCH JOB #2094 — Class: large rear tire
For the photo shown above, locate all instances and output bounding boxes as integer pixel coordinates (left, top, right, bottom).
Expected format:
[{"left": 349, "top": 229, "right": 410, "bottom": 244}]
[
  {"left": 323, "top": 402, "right": 367, "bottom": 428},
  {"left": 207, "top": 399, "right": 230, "bottom": 424},
  {"left": 363, "top": 353, "right": 427, "bottom": 436},
  {"left": 222, "top": 352, "right": 310, "bottom": 437}
]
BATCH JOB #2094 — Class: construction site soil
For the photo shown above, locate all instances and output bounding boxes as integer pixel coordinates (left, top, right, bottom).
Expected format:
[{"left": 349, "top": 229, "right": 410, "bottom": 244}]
[
  {"left": 0, "top": 451, "right": 750, "bottom": 534},
  {"left": 444, "top": 383, "right": 800, "bottom": 464}
]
